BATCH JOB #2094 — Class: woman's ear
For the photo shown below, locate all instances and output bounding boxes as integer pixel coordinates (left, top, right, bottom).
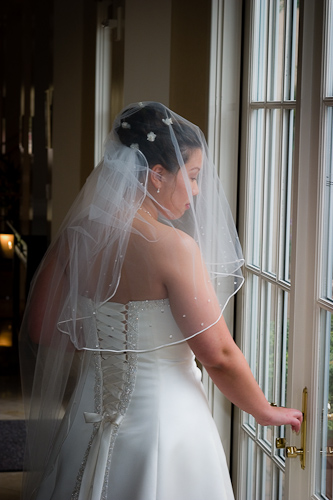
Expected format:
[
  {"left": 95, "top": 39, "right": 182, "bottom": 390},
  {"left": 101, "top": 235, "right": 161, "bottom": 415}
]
[{"left": 150, "top": 164, "right": 166, "bottom": 191}]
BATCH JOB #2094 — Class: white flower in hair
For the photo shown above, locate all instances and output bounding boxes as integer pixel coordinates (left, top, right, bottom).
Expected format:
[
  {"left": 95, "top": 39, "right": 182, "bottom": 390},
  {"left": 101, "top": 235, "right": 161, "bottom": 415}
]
[
  {"left": 121, "top": 121, "right": 131, "bottom": 129},
  {"left": 147, "top": 132, "right": 156, "bottom": 142},
  {"left": 138, "top": 102, "right": 144, "bottom": 107},
  {"left": 130, "top": 143, "right": 139, "bottom": 150},
  {"left": 162, "top": 117, "right": 173, "bottom": 126}
]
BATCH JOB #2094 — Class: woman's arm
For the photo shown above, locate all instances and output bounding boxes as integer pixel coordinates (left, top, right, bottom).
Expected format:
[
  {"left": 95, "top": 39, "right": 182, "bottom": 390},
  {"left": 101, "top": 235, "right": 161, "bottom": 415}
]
[
  {"left": 162, "top": 232, "right": 303, "bottom": 432},
  {"left": 187, "top": 315, "right": 302, "bottom": 432}
]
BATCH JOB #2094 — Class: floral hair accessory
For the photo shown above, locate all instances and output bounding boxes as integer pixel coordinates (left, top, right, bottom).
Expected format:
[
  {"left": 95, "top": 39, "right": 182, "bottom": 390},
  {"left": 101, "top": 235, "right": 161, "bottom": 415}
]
[
  {"left": 130, "top": 143, "right": 139, "bottom": 150},
  {"left": 147, "top": 132, "right": 156, "bottom": 142},
  {"left": 162, "top": 117, "right": 173, "bottom": 126},
  {"left": 121, "top": 121, "right": 131, "bottom": 129}
]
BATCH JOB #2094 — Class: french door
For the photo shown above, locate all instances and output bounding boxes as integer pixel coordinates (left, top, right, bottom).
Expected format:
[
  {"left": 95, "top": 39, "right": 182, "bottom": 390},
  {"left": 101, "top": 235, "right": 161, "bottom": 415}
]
[{"left": 235, "top": 0, "right": 333, "bottom": 498}]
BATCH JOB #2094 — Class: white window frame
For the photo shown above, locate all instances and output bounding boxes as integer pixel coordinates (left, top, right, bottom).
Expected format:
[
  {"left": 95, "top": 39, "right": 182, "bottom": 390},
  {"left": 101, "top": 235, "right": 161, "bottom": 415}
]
[{"left": 206, "top": 0, "right": 243, "bottom": 466}]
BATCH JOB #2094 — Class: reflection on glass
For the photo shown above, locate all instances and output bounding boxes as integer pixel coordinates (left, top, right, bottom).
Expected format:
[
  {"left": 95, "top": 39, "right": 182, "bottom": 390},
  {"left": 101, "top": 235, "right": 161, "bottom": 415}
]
[
  {"left": 252, "top": 0, "right": 299, "bottom": 102},
  {"left": 245, "top": 273, "right": 260, "bottom": 430},
  {"left": 261, "top": 281, "right": 276, "bottom": 405},
  {"left": 252, "top": 0, "right": 298, "bottom": 102},
  {"left": 246, "top": 436, "right": 256, "bottom": 500},
  {"left": 284, "top": 0, "right": 299, "bottom": 101},
  {"left": 278, "top": 468, "right": 285, "bottom": 500},
  {"left": 252, "top": 0, "right": 268, "bottom": 102},
  {"left": 323, "top": 107, "right": 333, "bottom": 302},
  {"left": 259, "top": 281, "right": 276, "bottom": 448},
  {"left": 319, "top": 310, "right": 333, "bottom": 498},
  {"left": 326, "top": 0, "right": 333, "bottom": 97},
  {"left": 263, "top": 109, "right": 281, "bottom": 275},
  {"left": 275, "top": 291, "right": 289, "bottom": 462},
  {"left": 248, "top": 110, "right": 264, "bottom": 267},
  {"left": 267, "top": 0, "right": 285, "bottom": 101},
  {"left": 245, "top": 438, "right": 285, "bottom": 500},
  {"left": 243, "top": 0, "right": 299, "bottom": 496},
  {"left": 263, "top": 451, "right": 273, "bottom": 499},
  {"left": 281, "top": 110, "right": 294, "bottom": 283},
  {"left": 281, "top": 291, "right": 289, "bottom": 408}
]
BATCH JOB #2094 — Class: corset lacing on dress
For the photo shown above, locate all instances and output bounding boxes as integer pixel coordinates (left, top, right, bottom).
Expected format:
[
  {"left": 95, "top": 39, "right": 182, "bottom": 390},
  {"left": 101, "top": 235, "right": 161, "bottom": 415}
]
[{"left": 72, "top": 302, "right": 138, "bottom": 500}]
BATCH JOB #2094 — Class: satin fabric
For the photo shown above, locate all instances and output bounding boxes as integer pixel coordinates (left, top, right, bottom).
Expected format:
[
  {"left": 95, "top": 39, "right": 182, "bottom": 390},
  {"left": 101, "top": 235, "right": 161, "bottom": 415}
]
[{"left": 35, "top": 299, "right": 234, "bottom": 500}]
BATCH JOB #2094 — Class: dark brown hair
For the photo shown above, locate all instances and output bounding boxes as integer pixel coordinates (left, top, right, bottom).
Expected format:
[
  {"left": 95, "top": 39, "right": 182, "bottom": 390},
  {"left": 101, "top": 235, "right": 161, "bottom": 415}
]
[{"left": 115, "top": 103, "right": 201, "bottom": 174}]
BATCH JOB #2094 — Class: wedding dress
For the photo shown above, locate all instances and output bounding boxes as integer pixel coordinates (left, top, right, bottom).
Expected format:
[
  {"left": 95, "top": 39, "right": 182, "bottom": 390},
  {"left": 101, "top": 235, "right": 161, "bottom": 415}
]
[
  {"left": 35, "top": 299, "right": 234, "bottom": 500},
  {"left": 20, "top": 102, "right": 243, "bottom": 500}
]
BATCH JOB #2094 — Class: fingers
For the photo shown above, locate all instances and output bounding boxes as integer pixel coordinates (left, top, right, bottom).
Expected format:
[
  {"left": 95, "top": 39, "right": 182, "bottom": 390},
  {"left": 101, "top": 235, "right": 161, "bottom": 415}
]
[
  {"left": 259, "top": 406, "right": 303, "bottom": 430},
  {"left": 292, "top": 410, "right": 303, "bottom": 434},
  {"left": 291, "top": 418, "right": 301, "bottom": 434},
  {"left": 282, "top": 408, "right": 303, "bottom": 433}
]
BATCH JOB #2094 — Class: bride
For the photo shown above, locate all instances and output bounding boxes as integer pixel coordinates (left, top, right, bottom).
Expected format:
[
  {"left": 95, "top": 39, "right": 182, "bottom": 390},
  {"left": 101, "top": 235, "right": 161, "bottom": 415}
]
[{"left": 19, "top": 102, "right": 302, "bottom": 500}]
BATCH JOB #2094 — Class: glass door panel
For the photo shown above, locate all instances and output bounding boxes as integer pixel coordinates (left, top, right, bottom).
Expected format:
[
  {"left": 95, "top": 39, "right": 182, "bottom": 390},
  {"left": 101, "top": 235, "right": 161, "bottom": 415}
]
[
  {"left": 239, "top": 0, "right": 299, "bottom": 497},
  {"left": 317, "top": 6, "right": 333, "bottom": 492},
  {"left": 316, "top": 1, "right": 333, "bottom": 488},
  {"left": 238, "top": 0, "right": 331, "bottom": 497},
  {"left": 319, "top": 311, "right": 333, "bottom": 499}
]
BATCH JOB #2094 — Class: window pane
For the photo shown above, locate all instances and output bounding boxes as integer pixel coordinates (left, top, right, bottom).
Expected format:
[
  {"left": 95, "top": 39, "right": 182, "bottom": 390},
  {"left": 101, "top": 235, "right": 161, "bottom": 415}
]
[
  {"left": 280, "top": 109, "right": 294, "bottom": 282},
  {"left": 252, "top": 0, "right": 299, "bottom": 102},
  {"left": 244, "top": 273, "right": 260, "bottom": 430},
  {"left": 242, "top": 0, "right": 300, "bottom": 497},
  {"left": 267, "top": 0, "right": 285, "bottom": 101},
  {"left": 283, "top": 0, "right": 299, "bottom": 101},
  {"left": 261, "top": 281, "right": 276, "bottom": 405},
  {"left": 259, "top": 281, "right": 276, "bottom": 448},
  {"left": 279, "top": 291, "right": 289, "bottom": 408},
  {"left": 277, "top": 468, "right": 285, "bottom": 500},
  {"left": 256, "top": 449, "right": 283, "bottom": 500},
  {"left": 322, "top": 106, "right": 333, "bottom": 303},
  {"left": 263, "top": 109, "right": 281, "bottom": 275},
  {"left": 325, "top": 0, "right": 333, "bottom": 97},
  {"left": 245, "top": 436, "right": 257, "bottom": 500},
  {"left": 263, "top": 451, "right": 273, "bottom": 499},
  {"left": 318, "top": 310, "right": 333, "bottom": 498},
  {"left": 275, "top": 291, "right": 289, "bottom": 463},
  {"left": 252, "top": 0, "right": 268, "bottom": 101},
  {"left": 248, "top": 109, "right": 265, "bottom": 267}
]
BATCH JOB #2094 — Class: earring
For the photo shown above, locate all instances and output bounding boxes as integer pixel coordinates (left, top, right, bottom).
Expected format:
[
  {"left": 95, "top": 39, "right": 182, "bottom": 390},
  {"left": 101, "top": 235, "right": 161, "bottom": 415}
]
[{"left": 157, "top": 188, "right": 160, "bottom": 194}]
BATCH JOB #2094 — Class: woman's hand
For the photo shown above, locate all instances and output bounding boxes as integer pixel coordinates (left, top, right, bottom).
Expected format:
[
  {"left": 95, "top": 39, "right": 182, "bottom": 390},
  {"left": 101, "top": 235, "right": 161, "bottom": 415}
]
[{"left": 255, "top": 406, "right": 303, "bottom": 433}]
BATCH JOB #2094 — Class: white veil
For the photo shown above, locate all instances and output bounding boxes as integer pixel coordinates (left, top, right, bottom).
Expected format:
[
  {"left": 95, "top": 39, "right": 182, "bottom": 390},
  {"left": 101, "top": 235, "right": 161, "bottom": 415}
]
[{"left": 19, "top": 101, "right": 244, "bottom": 498}]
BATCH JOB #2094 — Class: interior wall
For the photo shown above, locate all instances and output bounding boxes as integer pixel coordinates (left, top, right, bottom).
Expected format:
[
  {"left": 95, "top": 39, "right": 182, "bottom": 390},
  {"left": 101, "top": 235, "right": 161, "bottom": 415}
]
[
  {"left": 123, "top": 0, "right": 211, "bottom": 131},
  {"left": 170, "top": 0, "right": 212, "bottom": 135},
  {"left": 51, "top": 0, "right": 212, "bottom": 238},
  {"left": 52, "top": 0, "right": 96, "bottom": 239},
  {"left": 123, "top": 0, "right": 172, "bottom": 106}
]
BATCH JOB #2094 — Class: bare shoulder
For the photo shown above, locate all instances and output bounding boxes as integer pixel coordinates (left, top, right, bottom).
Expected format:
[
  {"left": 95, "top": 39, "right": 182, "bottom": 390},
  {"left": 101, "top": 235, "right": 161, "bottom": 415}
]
[
  {"left": 128, "top": 218, "right": 201, "bottom": 290},
  {"left": 157, "top": 224, "right": 199, "bottom": 263}
]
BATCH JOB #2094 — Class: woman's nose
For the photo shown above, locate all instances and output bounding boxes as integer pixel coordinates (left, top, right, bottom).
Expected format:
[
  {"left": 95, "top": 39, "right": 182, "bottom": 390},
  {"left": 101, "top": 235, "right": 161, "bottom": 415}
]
[{"left": 192, "top": 181, "right": 199, "bottom": 196}]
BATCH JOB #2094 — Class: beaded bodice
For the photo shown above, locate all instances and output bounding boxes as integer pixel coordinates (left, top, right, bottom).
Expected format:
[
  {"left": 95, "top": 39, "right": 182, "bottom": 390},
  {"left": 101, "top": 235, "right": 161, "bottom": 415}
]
[
  {"left": 72, "top": 299, "right": 186, "bottom": 500},
  {"left": 95, "top": 302, "right": 140, "bottom": 420}
]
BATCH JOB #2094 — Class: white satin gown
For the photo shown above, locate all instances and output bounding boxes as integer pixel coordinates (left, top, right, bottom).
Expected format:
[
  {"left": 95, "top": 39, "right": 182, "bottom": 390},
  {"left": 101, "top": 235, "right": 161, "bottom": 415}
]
[{"left": 36, "top": 299, "right": 235, "bottom": 500}]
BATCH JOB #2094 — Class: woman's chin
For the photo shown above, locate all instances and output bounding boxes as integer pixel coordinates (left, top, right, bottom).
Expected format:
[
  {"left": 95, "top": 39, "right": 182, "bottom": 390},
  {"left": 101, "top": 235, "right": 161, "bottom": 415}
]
[{"left": 158, "top": 206, "right": 183, "bottom": 221}]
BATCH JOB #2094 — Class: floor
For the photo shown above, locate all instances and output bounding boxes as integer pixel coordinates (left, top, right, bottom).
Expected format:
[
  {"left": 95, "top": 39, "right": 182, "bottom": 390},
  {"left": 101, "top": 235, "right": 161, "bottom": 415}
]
[{"left": 0, "top": 334, "right": 24, "bottom": 500}]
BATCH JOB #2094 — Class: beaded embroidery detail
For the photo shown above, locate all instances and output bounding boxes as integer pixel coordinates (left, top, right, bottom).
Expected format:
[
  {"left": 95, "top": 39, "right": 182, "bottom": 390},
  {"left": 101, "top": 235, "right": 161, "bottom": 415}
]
[{"left": 71, "top": 303, "right": 139, "bottom": 499}]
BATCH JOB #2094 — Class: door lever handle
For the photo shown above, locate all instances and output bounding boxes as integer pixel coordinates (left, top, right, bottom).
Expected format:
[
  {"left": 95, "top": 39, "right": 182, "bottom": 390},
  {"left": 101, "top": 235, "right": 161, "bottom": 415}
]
[
  {"left": 286, "top": 445, "right": 304, "bottom": 458},
  {"left": 275, "top": 387, "right": 307, "bottom": 470}
]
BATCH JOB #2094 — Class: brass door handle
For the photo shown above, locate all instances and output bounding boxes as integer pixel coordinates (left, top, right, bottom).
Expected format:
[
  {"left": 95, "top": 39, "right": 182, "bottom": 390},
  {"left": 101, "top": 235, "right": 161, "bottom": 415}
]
[
  {"left": 275, "top": 387, "right": 307, "bottom": 470},
  {"left": 286, "top": 445, "right": 304, "bottom": 458},
  {"left": 321, "top": 447, "right": 333, "bottom": 456}
]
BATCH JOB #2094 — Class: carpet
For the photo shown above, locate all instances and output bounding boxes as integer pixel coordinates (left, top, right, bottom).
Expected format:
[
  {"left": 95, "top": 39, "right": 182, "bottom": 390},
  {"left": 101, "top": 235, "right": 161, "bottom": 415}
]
[{"left": 0, "top": 420, "right": 26, "bottom": 471}]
